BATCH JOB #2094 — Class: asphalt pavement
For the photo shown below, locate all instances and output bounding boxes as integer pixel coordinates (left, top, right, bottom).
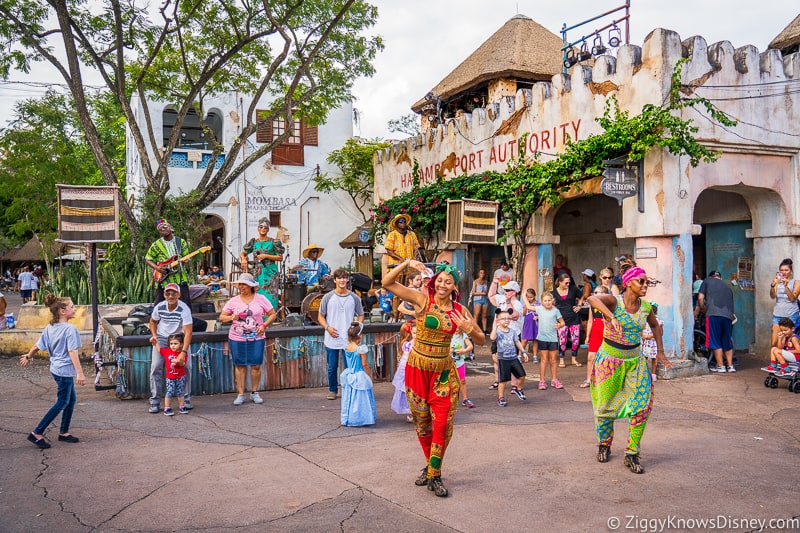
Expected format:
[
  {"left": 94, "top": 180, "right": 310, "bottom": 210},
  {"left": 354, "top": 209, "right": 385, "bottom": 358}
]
[{"left": 1, "top": 347, "right": 799, "bottom": 532}]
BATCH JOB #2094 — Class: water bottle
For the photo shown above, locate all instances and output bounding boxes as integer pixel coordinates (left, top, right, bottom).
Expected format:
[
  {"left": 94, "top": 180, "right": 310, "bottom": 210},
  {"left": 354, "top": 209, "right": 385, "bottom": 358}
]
[{"left": 5, "top": 313, "right": 14, "bottom": 329}]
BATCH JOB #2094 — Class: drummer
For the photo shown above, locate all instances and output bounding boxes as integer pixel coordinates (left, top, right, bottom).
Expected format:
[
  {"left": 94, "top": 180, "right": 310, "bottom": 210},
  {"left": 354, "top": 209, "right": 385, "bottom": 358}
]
[{"left": 294, "top": 243, "right": 330, "bottom": 287}]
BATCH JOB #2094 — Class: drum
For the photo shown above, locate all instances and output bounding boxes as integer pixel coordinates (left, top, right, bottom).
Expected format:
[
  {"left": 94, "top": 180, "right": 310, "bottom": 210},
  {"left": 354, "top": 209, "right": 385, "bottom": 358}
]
[
  {"left": 319, "top": 274, "right": 335, "bottom": 292},
  {"left": 301, "top": 292, "right": 324, "bottom": 324},
  {"left": 284, "top": 283, "right": 306, "bottom": 309}
]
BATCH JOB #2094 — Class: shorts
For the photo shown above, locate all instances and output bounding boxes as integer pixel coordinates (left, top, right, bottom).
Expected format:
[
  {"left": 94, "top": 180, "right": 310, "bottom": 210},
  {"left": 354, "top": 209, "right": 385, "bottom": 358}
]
[
  {"left": 491, "top": 340, "right": 497, "bottom": 354},
  {"left": 20, "top": 289, "right": 32, "bottom": 299},
  {"left": 780, "top": 350, "right": 798, "bottom": 363},
  {"left": 773, "top": 312, "right": 800, "bottom": 326},
  {"left": 456, "top": 364, "right": 466, "bottom": 381},
  {"left": 537, "top": 340, "right": 558, "bottom": 351},
  {"left": 705, "top": 315, "right": 733, "bottom": 351},
  {"left": 472, "top": 296, "right": 488, "bottom": 306},
  {"left": 498, "top": 358, "right": 526, "bottom": 382}
]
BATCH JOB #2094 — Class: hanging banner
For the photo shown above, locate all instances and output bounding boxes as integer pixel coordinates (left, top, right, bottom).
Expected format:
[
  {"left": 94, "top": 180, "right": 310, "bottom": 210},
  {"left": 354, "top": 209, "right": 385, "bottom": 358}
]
[{"left": 56, "top": 185, "right": 120, "bottom": 243}]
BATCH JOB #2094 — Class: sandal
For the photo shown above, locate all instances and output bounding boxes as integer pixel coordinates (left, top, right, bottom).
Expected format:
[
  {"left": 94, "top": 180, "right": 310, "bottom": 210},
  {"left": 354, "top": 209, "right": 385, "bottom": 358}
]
[
  {"left": 572, "top": 358, "right": 584, "bottom": 367},
  {"left": 597, "top": 445, "right": 610, "bottom": 463},
  {"left": 579, "top": 380, "right": 590, "bottom": 388},
  {"left": 406, "top": 414, "right": 414, "bottom": 423},
  {"left": 488, "top": 382, "right": 498, "bottom": 390},
  {"left": 558, "top": 361, "right": 566, "bottom": 368}
]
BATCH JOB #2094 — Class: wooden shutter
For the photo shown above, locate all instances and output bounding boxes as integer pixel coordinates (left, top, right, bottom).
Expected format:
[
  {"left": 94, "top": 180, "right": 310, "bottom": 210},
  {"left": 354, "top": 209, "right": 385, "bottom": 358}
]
[
  {"left": 272, "top": 144, "right": 304, "bottom": 166},
  {"left": 255, "top": 109, "right": 273, "bottom": 144},
  {"left": 303, "top": 122, "right": 318, "bottom": 146}
]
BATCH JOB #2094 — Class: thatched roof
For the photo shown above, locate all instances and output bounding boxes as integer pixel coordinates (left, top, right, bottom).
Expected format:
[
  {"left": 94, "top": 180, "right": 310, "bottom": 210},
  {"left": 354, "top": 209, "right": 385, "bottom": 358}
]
[
  {"left": 411, "top": 14, "right": 563, "bottom": 113},
  {"left": 769, "top": 13, "right": 800, "bottom": 52},
  {"left": 0, "top": 237, "right": 66, "bottom": 263},
  {"left": 339, "top": 224, "right": 374, "bottom": 249}
]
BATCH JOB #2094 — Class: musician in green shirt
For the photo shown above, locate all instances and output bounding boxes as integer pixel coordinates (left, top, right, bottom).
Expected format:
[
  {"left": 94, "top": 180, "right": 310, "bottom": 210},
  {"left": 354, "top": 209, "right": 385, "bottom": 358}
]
[{"left": 146, "top": 219, "right": 191, "bottom": 304}]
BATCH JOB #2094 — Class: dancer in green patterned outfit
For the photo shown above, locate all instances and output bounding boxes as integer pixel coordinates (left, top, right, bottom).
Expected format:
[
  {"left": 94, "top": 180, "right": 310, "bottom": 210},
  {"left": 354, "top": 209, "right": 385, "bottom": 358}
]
[
  {"left": 241, "top": 217, "right": 284, "bottom": 309},
  {"left": 587, "top": 264, "right": 671, "bottom": 474}
]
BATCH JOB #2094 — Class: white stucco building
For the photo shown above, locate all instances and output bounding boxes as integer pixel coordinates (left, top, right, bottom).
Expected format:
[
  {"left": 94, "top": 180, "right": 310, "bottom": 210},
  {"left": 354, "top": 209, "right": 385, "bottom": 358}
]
[{"left": 126, "top": 92, "right": 365, "bottom": 278}]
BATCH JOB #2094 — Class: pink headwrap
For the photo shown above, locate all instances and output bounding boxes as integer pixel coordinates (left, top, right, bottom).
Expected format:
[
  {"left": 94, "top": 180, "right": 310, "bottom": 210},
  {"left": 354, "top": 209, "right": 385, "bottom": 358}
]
[{"left": 622, "top": 266, "right": 647, "bottom": 287}]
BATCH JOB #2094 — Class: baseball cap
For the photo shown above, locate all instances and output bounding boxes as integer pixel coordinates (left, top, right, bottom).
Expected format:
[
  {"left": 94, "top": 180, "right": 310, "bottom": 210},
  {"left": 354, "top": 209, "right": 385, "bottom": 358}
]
[
  {"left": 164, "top": 283, "right": 180, "bottom": 293},
  {"left": 582, "top": 268, "right": 595, "bottom": 277},
  {"left": 614, "top": 255, "right": 629, "bottom": 263},
  {"left": 503, "top": 280, "right": 521, "bottom": 293}
]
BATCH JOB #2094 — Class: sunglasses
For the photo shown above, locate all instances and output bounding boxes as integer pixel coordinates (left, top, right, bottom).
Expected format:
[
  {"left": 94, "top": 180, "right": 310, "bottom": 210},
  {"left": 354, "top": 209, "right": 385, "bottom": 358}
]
[
  {"left": 632, "top": 278, "right": 648, "bottom": 285},
  {"left": 601, "top": 276, "right": 612, "bottom": 279},
  {"left": 258, "top": 224, "right": 269, "bottom": 229}
]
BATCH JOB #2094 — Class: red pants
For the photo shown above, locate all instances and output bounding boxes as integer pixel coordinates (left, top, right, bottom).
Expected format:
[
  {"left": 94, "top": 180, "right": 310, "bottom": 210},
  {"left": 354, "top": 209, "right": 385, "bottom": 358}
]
[{"left": 405, "top": 354, "right": 459, "bottom": 478}]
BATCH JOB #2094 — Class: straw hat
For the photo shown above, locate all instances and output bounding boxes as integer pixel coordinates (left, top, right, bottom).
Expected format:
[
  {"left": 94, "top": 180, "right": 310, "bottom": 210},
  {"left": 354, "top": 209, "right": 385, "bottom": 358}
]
[
  {"left": 389, "top": 214, "right": 411, "bottom": 231},
  {"left": 302, "top": 244, "right": 325, "bottom": 259},
  {"left": 231, "top": 273, "right": 260, "bottom": 287}
]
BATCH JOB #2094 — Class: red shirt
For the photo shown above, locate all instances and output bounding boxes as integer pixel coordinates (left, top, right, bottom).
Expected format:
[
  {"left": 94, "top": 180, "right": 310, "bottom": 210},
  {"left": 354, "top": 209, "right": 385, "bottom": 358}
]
[{"left": 160, "top": 348, "right": 186, "bottom": 380}]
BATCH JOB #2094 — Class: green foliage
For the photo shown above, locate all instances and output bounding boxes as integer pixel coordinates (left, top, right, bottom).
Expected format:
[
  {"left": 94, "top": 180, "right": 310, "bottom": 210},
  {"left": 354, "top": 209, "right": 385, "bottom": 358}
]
[
  {"left": 372, "top": 63, "right": 734, "bottom": 249},
  {"left": 41, "top": 262, "right": 154, "bottom": 305},
  {"left": 316, "top": 138, "right": 389, "bottom": 223},
  {"left": 0, "top": 90, "right": 123, "bottom": 243}
]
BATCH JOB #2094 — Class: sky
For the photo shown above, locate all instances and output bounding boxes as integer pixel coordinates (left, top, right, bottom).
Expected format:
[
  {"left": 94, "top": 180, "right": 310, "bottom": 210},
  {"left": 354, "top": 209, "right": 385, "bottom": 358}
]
[
  {"left": 0, "top": 1, "right": 797, "bottom": 139},
  {"left": 351, "top": 0, "right": 799, "bottom": 139}
]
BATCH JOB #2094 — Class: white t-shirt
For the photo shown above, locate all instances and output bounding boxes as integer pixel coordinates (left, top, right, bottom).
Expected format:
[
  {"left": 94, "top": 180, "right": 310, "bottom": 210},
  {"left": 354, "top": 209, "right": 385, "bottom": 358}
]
[
  {"left": 18, "top": 271, "right": 35, "bottom": 290},
  {"left": 319, "top": 291, "right": 364, "bottom": 350}
]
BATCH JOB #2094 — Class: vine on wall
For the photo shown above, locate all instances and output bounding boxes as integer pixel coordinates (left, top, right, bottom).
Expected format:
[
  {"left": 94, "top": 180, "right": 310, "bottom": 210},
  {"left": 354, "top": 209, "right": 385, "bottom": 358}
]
[{"left": 370, "top": 60, "right": 736, "bottom": 282}]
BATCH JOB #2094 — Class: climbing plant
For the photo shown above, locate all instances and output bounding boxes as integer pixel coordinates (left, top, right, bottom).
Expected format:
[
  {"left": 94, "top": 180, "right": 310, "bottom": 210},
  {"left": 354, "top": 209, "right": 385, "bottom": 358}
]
[{"left": 371, "top": 59, "right": 737, "bottom": 282}]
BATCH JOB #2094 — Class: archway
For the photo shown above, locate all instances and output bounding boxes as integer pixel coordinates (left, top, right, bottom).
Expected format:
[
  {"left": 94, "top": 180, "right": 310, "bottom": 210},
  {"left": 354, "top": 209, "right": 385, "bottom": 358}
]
[{"left": 199, "top": 214, "right": 226, "bottom": 274}]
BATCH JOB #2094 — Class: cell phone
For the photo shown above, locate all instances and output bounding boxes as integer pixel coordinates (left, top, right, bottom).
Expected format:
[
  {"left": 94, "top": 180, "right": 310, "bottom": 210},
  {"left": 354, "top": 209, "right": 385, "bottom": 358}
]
[{"left": 777, "top": 271, "right": 783, "bottom": 279}]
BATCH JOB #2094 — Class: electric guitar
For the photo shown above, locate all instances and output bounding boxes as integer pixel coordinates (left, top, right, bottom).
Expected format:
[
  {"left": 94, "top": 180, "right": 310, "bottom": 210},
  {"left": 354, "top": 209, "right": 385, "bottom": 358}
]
[{"left": 152, "top": 246, "right": 211, "bottom": 283}]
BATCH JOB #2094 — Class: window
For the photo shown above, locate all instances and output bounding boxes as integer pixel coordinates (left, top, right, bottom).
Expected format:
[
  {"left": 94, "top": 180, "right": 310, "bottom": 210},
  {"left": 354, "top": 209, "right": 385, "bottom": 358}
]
[
  {"left": 163, "top": 107, "right": 222, "bottom": 150},
  {"left": 255, "top": 110, "right": 318, "bottom": 166}
]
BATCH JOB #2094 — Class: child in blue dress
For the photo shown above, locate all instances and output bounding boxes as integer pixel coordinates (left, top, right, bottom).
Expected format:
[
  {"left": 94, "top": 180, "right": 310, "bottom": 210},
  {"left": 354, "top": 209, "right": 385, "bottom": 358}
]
[{"left": 340, "top": 322, "right": 377, "bottom": 426}]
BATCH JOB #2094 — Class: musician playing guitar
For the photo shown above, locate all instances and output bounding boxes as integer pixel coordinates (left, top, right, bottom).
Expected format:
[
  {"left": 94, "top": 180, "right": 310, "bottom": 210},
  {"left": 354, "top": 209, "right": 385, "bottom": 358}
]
[{"left": 146, "top": 219, "right": 193, "bottom": 305}]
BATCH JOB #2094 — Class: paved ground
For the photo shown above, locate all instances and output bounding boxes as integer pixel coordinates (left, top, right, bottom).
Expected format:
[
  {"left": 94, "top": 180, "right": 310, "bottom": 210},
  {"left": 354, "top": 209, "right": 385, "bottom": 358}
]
[{"left": 2, "top": 345, "right": 800, "bottom": 532}]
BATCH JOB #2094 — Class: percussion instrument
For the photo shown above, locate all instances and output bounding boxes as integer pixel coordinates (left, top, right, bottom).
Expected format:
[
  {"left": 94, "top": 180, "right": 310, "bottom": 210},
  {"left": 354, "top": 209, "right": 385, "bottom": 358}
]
[
  {"left": 284, "top": 283, "right": 306, "bottom": 309},
  {"left": 350, "top": 272, "right": 373, "bottom": 293},
  {"left": 301, "top": 292, "right": 324, "bottom": 324},
  {"left": 319, "top": 274, "right": 335, "bottom": 293}
]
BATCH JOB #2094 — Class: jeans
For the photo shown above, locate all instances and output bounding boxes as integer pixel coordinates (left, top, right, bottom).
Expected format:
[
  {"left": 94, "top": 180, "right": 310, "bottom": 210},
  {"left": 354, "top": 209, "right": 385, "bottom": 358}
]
[
  {"left": 150, "top": 346, "right": 192, "bottom": 406},
  {"left": 34, "top": 373, "right": 76, "bottom": 435},
  {"left": 325, "top": 347, "right": 347, "bottom": 393}
]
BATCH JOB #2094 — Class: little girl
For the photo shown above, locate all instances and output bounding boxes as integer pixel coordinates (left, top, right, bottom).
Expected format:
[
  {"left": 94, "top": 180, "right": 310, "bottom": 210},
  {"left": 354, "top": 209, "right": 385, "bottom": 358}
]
[
  {"left": 581, "top": 285, "right": 609, "bottom": 388},
  {"left": 20, "top": 294, "right": 86, "bottom": 449},
  {"left": 641, "top": 302, "right": 663, "bottom": 382},
  {"left": 451, "top": 329, "right": 475, "bottom": 408},
  {"left": 340, "top": 322, "right": 376, "bottom": 426},
  {"left": 160, "top": 333, "right": 187, "bottom": 415},
  {"left": 391, "top": 323, "right": 414, "bottom": 422},
  {"left": 535, "top": 292, "right": 565, "bottom": 390},
  {"left": 522, "top": 288, "right": 539, "bottom": 363}
]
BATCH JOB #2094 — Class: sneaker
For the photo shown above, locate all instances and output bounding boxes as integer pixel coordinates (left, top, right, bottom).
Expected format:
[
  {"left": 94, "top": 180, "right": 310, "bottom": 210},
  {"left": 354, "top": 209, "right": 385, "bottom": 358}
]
[
  {"left": 461, "top": 399, "right": 475, "bottom": 408},
  {"left": 532, "top": 355, "right": 539, "bottom": 364},
  {"left": 777, "top": 367, "right": 795, "bottom": 377},
  {"left": 326, "top": 392, "right": 337, "bottom": 400},
  {"left": 163, "top": 408, "right": 174, "bottom": 416},
  {"left": 148, "top": 404, "right": 160, "bottom": 414},
  {"left": 727, "top": 365, "right": 736, "bottom": 373},
  {"left": 538, "top": 381, "right": 547, "bottom": 390},
  {"left": 624, "top": 453, "right": 644, "bottom": 474},
  {"left": 178, "top": 406, "right": 189, "bottom": 414},
  {"left": 762, "top": 364, "right": 779, "bottom": 373},
  {"left": 651, "top": 373, "right": 658, "bottom": 382},
  {"left": 596, "top": 444, "right": 610, "bottom": 463},
  {"left": 497, "top": 397, "right": 508, "bottom": 407},
  {"left": 512, "top": 388, "right": 527, "bottom": 401},
  {"left": 251, "top": 392, "right": 264, "bottom": 404},
  {"left": 414, "top": 466, "right": 429, "bottom": 486},
  {"left": 183, "top": 400, "right": 193, "bottom": 410},
  {"left": 711, "top": 366, "right": 728, "bottom": 373},
  {"left": 233, "top": 394, "right": 246, "bottom": 405},
  {"left": 427, "top": 476, "right": 448, "bottom": 497},
  {"left": 552, "top": 379, "right": 564, "bottom": 389}
]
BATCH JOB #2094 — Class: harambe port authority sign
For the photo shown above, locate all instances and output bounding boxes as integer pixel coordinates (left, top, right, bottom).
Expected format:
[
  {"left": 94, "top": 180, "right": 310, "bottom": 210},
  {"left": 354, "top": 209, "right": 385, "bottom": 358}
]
[{"left": 601, "top": 167, "right": 638, "bottom": 205}]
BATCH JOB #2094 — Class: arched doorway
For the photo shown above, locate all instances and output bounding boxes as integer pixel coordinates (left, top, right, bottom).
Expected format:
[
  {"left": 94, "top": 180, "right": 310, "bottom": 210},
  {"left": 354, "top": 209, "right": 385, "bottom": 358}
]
[
  {"left": 200, "top": 214, "right": 226, "bottom": 273},
  {"left": 693, "top": 189, "right": 753, "bottom": 352}
]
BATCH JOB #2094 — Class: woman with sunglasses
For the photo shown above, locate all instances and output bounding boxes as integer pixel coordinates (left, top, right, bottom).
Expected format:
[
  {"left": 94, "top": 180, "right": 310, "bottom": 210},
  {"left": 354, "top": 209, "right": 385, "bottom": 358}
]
[
  {"left": 598, "top": 268, "right": 620, "bottom": 296},
  {"left": 241, "top": 217, "right": 284, "bottom": 308},
  {"left": 383, "top": 259, "right": 485, "bottom": 497},
  {"left": 587, "top": 264, "right": 671, "bottom": 474}
]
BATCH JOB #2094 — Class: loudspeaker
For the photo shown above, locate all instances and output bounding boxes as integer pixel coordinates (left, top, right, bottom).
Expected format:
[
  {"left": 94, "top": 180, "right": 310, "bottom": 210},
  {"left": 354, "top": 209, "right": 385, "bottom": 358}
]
[{"left": 350, "top": 272, "right": 373, "bottom": 293}]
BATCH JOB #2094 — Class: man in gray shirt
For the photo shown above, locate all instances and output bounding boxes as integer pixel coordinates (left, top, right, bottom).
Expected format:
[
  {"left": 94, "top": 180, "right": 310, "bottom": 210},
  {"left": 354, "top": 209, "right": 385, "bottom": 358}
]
[{"left": 696, "top": 270, "right": 735, "bottom": 373}]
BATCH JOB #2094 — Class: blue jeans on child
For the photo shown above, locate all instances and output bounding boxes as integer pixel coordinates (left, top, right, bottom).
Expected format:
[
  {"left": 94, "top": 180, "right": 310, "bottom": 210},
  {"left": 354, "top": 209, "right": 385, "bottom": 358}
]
[{"left": 34, "top": 373, "right": 76, "bottom": 435}]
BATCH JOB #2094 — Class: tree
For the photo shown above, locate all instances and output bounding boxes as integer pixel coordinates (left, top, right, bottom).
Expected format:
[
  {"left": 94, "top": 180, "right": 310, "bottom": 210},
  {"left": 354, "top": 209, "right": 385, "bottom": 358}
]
[
  {"left": 315, "top": 137, "right": 389, "bottom": 224},
  {"left": 0, "top": 90, "right": 123, "bottom": 242},
  {"left": 0, "top": 0, "right": 383, "bottom": 238},
  {"left": 387, "top": 113, "right": 420, "bottom": 137}
]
